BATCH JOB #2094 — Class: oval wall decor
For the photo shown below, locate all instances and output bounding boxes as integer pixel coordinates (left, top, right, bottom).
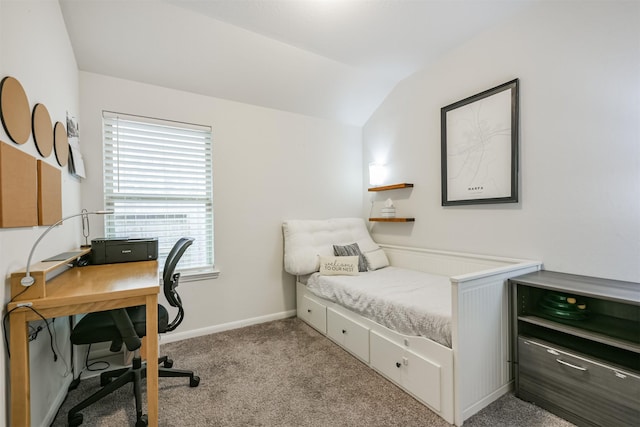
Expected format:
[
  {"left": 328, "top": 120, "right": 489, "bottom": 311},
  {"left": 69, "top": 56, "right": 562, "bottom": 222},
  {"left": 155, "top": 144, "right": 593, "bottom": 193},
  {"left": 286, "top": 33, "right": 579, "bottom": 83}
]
[
  {"left": 53, "top": 121, "right": 69, "bottom": 166},
  {"left": 32, "top": 103, "right": 54, "bottom": 157},
  {"left": 0, "top": 76, "right": 31, "bottom": 145}
]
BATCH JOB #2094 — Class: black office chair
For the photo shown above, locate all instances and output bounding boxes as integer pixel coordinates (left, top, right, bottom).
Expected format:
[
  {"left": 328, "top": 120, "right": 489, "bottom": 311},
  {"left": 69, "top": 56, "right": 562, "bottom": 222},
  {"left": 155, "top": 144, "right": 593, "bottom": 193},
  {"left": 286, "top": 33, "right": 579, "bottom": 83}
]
[{"left": 68, "top": 237, "right": 200, "bottom": 427}]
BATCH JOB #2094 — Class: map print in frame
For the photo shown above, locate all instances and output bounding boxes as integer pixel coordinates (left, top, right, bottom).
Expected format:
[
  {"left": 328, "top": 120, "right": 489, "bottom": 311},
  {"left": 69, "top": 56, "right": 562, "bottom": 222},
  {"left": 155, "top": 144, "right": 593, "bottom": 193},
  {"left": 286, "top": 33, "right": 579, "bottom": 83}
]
[{"left": 441, "top": 79, "right": 519, "bottom": 206}]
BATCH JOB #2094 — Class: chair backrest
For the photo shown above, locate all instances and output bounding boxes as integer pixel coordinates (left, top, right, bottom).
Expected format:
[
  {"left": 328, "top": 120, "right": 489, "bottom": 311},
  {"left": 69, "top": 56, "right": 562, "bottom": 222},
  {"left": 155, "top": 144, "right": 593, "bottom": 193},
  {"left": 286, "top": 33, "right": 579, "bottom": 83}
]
[{"left": 163, "top": 237, "right": 194, "bottom": 332}]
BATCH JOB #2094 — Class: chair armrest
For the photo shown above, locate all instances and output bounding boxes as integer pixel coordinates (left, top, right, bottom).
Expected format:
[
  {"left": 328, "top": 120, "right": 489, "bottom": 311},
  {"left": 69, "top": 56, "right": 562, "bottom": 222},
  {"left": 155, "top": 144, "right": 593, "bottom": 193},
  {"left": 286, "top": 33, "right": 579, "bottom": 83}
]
[{"left": 109, "top": 308, "right": 142, "bottom": 351}]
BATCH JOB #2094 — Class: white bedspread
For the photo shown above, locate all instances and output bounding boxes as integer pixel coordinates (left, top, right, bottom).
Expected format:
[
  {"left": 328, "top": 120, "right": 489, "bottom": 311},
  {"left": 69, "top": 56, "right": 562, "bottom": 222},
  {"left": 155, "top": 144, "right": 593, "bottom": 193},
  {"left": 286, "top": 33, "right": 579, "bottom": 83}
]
[{"left": 306, "top": 266, "right": 452, "bottom": 348}]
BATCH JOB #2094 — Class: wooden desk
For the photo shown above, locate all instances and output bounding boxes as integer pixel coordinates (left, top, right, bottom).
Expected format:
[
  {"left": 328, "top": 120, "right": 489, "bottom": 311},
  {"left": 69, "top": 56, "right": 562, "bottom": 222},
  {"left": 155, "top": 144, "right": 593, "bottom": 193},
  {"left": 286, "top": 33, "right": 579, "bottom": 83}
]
[{"left": 7, "top": 260, "right": 160, "bottom": 426}]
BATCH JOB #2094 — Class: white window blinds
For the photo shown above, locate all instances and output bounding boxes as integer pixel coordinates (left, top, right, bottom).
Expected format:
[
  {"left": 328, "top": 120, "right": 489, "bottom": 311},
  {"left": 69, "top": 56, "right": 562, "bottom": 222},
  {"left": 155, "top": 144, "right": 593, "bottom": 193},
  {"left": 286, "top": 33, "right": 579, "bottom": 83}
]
[{"left": 102, "top": 111, "right": 214, "bottom": 273}]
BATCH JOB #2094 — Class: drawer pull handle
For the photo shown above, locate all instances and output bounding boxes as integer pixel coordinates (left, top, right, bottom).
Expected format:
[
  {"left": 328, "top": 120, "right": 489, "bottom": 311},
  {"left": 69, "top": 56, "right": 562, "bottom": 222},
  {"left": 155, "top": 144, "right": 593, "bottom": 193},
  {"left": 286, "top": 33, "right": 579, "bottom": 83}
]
[
  {"left": 307, "top": 309, "right": 312, "bottom": 313},
  {"left": 342, "top": 329, "right": 347, "bottom": 334},
  {"left": 556, "top": 358, "right": 587, "bottom": 371},
  {"left": 395, "top": 362, "right": 402, "bottom": 368}
]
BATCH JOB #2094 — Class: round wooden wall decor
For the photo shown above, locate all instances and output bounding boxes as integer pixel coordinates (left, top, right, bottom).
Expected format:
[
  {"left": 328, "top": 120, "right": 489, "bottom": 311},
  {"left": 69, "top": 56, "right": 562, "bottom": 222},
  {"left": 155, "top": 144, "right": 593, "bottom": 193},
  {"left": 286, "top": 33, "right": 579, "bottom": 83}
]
[
  {"left": 32, "top": 103, "right": 54, "bottom": 157},
  {"left": 54, "top": 121, "right": 69, "bottom": 167},
  {"left": 0, "top": 76, "right": 31, "bottom": 145}
]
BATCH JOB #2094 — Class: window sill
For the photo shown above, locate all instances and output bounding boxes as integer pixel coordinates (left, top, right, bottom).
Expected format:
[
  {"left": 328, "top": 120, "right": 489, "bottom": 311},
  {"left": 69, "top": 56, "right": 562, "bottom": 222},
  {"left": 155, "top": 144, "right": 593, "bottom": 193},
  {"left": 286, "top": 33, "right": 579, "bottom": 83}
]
[{"left": 179, "top": 268, "right": 220, "bottom": 282}]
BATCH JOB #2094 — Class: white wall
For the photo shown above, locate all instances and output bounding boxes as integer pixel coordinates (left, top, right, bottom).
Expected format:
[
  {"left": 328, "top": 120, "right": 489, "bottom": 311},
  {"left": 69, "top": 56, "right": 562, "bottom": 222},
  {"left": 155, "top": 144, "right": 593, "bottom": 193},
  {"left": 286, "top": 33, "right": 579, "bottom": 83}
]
[
  {"left": 1, "top": 2, "right": 361, "bottom": 423},
  {"left": 79, "top": 72, "right": 363, "bottom": 334},
  {"left": 363, "top": 1, "right": 640, "bottom": 283},
  {"left": 0, "top": 1, "right": 81, "bottom": 425}
]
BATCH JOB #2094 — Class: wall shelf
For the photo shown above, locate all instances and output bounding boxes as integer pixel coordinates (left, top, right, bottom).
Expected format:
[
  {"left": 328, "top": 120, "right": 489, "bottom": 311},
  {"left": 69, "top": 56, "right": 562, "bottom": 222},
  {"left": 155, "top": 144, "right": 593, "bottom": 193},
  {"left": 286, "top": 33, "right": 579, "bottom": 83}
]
[
  {"left": 368, "top": 217, "right": 415, "bottom": 222},
  {"left": 368, "top": 183, "right": 414, "bottom": 222},
  {"left": 368, "top": 183, "right": 413, "bottom": 192}
]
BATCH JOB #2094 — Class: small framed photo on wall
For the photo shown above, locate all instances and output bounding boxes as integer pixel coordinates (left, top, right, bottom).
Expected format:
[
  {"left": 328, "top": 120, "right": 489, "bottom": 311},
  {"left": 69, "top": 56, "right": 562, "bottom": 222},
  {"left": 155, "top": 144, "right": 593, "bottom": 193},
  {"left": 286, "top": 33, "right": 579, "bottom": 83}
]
[{"left": 441, "top": 79, "right": 519, "bottom": 206}]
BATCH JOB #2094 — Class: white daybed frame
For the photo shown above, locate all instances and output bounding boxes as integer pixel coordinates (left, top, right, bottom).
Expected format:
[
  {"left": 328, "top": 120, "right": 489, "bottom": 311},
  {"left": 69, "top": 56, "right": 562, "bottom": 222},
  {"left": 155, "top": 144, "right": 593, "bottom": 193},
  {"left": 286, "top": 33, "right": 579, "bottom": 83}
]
[{"left": 295, "top": 243, "right": 541, "bottom": 426}]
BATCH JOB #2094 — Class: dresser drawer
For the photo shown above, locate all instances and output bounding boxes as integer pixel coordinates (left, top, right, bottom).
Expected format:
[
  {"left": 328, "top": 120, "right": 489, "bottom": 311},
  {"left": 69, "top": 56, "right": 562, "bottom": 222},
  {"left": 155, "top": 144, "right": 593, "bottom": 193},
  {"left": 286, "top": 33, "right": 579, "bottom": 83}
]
[
  {"left": 518, "top": 337, "right": 640, "bottom": 426},
  {"left": 327, "top": 308, "right": 369, "bottom": 362},
  {"left": 298, "top": 295, "right": 327, "bottom": 334}
]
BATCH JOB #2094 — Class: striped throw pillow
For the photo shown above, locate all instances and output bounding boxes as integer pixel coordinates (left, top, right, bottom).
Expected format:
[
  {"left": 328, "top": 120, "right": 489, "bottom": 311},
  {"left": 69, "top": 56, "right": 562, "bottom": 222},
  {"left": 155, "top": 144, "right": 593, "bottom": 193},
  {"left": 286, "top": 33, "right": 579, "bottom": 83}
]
[{"left": 333, "top": 243, "right": 368, "bottom": 272}]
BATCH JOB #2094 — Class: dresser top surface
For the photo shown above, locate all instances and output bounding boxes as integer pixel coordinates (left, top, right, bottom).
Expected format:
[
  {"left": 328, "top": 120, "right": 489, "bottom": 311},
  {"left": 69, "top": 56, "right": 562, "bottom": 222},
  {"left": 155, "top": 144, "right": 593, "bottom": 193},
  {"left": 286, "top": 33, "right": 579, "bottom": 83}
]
[{"left": 511, "top": 270, "right": 640, "bottom": 304}]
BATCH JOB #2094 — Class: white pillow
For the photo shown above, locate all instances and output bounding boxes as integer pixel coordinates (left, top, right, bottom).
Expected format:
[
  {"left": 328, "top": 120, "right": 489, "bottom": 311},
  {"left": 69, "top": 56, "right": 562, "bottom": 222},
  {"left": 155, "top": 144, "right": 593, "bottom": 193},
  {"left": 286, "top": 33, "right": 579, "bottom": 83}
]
[
  {"left": 364, "top": 248, "right": 389, "bottom": 271},
  {"left": 282, "top": 218, "right": 380, "bottom": 275},
  {"left": 318, "top": 256, "right": 359, "bottom": 276}
]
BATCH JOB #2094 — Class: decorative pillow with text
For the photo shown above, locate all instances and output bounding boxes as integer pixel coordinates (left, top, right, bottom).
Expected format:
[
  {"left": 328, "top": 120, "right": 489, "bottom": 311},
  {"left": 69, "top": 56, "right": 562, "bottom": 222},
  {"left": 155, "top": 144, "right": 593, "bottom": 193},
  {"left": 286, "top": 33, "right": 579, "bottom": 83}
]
[{"left": 319, "top": 256, "right": 359, "bottom": 276}]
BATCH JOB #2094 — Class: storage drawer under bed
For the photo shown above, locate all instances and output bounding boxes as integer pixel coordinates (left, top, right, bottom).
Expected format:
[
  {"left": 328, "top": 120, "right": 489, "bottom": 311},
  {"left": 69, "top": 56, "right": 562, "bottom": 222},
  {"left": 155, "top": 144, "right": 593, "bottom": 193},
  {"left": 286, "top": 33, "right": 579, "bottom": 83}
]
[
  {"left": 517, "top": 336, "right": 640, "bottom": 427},
  {"left": 298, "top": 295, "right": 327, "bottom": 334},
  {"left": 370, "top": 330, "right": 442, "bottom": 412},
  {"left": 327, "top": 308, "right": 370, "bottom": 362}
]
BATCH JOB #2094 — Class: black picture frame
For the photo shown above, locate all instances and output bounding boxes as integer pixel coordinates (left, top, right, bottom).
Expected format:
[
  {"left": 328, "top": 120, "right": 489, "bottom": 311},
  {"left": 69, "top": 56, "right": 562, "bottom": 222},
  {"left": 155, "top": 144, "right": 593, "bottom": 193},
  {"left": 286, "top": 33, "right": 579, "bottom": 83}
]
[{"left": 441, "top": 79, "right": 519, "bottom": 206}]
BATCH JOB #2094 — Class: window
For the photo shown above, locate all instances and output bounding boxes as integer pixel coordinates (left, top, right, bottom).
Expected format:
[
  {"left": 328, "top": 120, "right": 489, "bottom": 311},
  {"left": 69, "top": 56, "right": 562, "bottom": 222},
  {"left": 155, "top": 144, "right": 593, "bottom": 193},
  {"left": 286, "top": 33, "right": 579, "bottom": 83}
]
[{"left": 102, "top": 111, "right": 214, "bottom": 277}]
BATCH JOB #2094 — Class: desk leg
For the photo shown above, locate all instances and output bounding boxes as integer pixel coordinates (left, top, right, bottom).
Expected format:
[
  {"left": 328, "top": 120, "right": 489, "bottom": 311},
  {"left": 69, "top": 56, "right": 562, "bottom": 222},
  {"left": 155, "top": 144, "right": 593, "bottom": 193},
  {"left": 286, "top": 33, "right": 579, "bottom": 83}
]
[
  {"left": 146, "top": 295, "right": 159, "bottom": 426},
  {"left": 10, "top": 310, "right": 31, "bottom": 426}
]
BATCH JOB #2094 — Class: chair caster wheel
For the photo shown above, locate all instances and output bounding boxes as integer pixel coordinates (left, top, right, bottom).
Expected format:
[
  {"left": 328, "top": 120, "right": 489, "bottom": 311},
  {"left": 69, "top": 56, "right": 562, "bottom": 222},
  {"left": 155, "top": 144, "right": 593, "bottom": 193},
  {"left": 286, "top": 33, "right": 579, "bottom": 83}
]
[
  {"left": 190, "top": 375, "right": 200, "bottom": 387},
  {"left": 163, "top": 358, "right": 174, "bottom": 368},
  {"left": 68, "top": 412, "right": 83, "bottom": 426},
  {"left": 136, "top": 414, "right": 148, "bottom": 426}
]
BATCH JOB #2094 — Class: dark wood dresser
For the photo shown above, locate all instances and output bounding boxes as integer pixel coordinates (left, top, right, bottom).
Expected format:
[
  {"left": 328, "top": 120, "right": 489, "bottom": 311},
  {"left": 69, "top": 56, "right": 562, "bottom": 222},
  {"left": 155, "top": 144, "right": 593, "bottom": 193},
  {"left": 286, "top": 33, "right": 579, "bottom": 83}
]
[{"left": 510, "top": 270, "right": 639, "bottom": 427}]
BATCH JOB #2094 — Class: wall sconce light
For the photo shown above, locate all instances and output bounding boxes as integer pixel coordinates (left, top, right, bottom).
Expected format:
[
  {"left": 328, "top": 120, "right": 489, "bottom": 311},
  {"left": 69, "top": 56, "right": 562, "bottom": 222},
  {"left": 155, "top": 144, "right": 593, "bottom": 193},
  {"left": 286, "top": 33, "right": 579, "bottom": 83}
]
[
  {"left": 369, "top": 163, "right": 386, "bottom": 186},
  {"left": 20, "top": 210, "right": 113, "bottom": 287}
]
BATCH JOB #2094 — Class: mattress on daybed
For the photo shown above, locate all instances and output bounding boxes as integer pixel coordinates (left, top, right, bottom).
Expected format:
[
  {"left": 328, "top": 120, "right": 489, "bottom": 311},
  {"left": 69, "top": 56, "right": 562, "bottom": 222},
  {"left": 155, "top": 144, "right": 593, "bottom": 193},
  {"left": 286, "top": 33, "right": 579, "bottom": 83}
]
[{"left": 305, "top": 266, "right": 452, "bottom": 348}]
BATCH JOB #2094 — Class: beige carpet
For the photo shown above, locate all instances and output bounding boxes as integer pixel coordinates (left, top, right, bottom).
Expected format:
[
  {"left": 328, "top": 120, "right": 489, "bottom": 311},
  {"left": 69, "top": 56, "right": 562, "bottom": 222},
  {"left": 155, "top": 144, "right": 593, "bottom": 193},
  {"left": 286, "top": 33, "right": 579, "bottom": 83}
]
[{"left": 51, "top": 317, "right": 574, "bottom": 426}]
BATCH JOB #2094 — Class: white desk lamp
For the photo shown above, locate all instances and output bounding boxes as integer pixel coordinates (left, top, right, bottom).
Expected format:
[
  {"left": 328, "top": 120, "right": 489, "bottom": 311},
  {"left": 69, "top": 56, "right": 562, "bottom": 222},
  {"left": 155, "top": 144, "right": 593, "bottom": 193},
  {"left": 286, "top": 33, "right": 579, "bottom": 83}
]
[{"left": 20, "top": 210, "right": 113, "bottom": 287}]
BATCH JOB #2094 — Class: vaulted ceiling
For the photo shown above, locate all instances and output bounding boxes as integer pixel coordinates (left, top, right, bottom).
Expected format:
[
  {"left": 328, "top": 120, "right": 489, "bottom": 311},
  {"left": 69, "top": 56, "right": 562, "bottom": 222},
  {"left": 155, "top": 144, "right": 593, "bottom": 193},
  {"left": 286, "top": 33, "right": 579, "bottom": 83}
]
[{"left": 59, "top": 0, "right": 535, "bottom": 126}]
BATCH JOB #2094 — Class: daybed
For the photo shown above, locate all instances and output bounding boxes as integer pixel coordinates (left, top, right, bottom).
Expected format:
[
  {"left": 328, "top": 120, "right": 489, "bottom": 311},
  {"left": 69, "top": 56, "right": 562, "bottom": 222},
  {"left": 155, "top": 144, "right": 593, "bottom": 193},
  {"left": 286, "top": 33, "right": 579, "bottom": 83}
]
[{"left": 282, "top": 218, "right": 541, "bottom": 426}]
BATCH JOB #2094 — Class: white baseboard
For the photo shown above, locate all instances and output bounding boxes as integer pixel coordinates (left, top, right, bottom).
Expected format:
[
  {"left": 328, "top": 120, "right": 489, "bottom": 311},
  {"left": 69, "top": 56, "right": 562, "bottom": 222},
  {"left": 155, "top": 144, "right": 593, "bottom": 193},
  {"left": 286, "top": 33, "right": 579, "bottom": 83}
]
[
  {"left": 159, "top": 309, "right": 297, "bottom": 345},
  {"left": 41, "top": 376, "right": 74, "bottom": 427}
]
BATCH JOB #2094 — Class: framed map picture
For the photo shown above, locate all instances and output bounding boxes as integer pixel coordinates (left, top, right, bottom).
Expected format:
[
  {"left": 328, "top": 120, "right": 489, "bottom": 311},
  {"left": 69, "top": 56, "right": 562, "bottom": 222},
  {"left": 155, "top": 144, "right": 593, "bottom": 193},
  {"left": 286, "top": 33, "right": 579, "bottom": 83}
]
[{"left": 441, "top": 79, "right": 519, "bottom": 206}]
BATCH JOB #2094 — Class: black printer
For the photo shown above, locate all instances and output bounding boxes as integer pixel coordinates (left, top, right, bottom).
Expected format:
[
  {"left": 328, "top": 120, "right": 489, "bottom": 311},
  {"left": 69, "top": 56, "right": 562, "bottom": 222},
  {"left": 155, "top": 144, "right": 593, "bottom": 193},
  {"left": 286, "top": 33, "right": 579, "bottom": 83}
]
[{"left": 91, "top": 237, "right": 158, "bottom": 265}]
